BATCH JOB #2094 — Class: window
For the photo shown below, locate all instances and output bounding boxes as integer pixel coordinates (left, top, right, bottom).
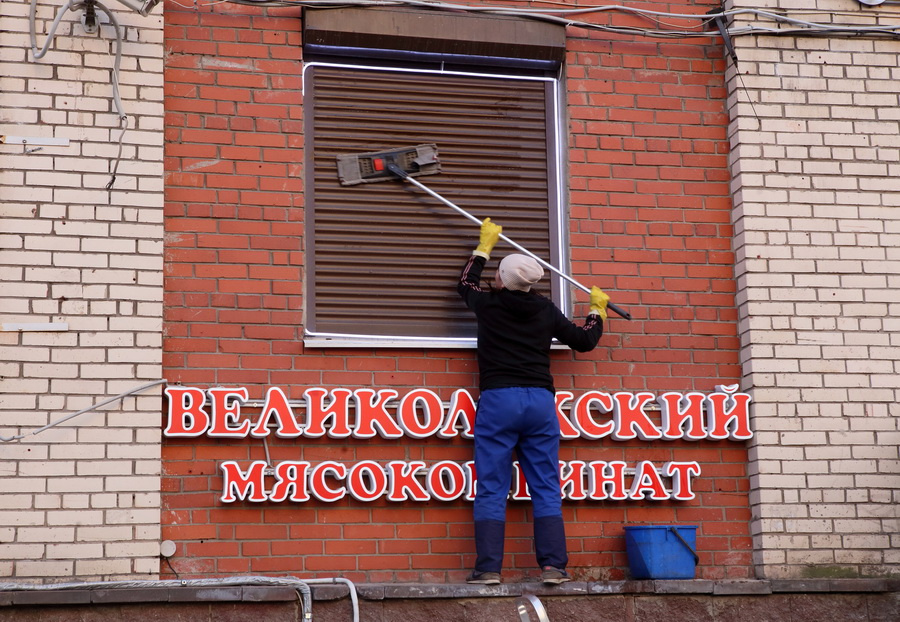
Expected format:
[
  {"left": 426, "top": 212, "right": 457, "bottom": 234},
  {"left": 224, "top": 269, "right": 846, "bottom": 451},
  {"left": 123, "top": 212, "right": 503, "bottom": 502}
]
[{"left": 302, "top": 8, "right": 567, "bottom": 346}]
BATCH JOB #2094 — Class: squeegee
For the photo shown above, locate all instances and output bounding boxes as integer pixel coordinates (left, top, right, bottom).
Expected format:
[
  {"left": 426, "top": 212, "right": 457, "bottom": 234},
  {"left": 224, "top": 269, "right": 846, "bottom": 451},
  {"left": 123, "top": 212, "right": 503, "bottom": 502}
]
[{"left": 336, "top": 144, "right": 632, "bottom": 321}]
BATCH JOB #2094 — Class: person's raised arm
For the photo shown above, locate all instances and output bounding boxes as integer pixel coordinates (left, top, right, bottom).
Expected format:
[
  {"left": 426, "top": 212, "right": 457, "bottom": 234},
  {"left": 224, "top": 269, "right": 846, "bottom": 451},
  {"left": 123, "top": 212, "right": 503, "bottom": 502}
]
[{"left": 459, "top": 218, "right": 501, "bottom": 307}]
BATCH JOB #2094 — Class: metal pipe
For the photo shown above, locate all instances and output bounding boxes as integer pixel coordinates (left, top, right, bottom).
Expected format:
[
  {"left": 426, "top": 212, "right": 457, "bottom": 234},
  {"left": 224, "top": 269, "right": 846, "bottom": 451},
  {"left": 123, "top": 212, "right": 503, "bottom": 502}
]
[
  {"left": 302, "top": 577, "right": 360, "bottom": 622},
  {"left": 388, "top": 164, "right": 632, "bottom": 320}
]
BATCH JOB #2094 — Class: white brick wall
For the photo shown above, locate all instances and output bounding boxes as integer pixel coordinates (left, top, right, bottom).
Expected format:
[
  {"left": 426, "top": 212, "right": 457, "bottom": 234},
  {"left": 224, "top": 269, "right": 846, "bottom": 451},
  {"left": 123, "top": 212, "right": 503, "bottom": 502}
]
[
  {"left": 0, "top": 0, "right": 164, "bottom": 581},
  {"left": 729, "top": 0, "right": 900, "bottom": 579}
]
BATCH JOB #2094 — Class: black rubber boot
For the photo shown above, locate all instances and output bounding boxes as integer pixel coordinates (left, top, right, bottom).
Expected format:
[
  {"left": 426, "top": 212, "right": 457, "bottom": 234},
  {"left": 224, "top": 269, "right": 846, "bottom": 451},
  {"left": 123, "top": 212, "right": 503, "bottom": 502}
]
[
  {"left": 473, "top": 519, "right": 506, "bottom": 573},
  {"left": 534, "top": 515, "right": 568, "bottom": 570}
]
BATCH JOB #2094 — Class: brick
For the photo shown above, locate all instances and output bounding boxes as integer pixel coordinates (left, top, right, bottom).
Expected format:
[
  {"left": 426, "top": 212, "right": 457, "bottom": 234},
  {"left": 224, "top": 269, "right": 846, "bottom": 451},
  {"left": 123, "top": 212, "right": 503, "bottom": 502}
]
[
  {"left": 77, "top": 525, "right": 135, "bottom": 541},
  {"left": 105, "top": 541, "right": 161, "bottom": 558},
  {"left": 11, "top": 561, "right": 75, "bottom": 581},
  {"left": 75, "top": 558, "right": 134, "bottom": 577}
]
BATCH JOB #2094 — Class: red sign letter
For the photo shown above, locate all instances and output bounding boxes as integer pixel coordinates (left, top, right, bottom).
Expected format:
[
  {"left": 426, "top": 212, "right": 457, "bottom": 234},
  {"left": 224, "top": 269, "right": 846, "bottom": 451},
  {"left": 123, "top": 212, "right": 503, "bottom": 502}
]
[
  {"left": 220, "top": 460, "right": 268, "bottom": 503},
  {"left": 208, "top": 387, "right": 250, "bottom": 438},
  {"left": 251, "top": 387, "right": 302, "bottom": 438},
  {"left": 303, "top": 387, "right": 352, "bottom": 438},
  {"left": 572, "top": 391, "right": 614, "bottom": 439},
  {"left": 309, "top": 461, "right": 347, "bottom": 502},
  {"left": 438, "top": 389, "right": 476, "bottom": 438},
  {"left": 705, "top": 385, "right": 753, "bottom": 440},
  {"left": 612, "top": 392, "right": 661, "bottom": 441},
  {"left": 658, "top": 392, "right": 706, "bottom": 440},
  {"left": 163, "top": 386, "right": 209, "bottom": 437},
  {"left": 665, "top": 461, "right": 701, "bottom": 500},
  {"left": 387, "top": 461, "right": 429, "bottom": 501},
  {"left": 269, "top": 461, "right": 311, "bottom": 502},
  {"left": 354, "top": 389, "right": 402, "bottom": 439},
  {"left": 587, "top": 461, "right": 628, "bottom": 501},
  {"left": 347, "top": 461, "right": 388, "bottom": 502},
  {"left": 560, "top": 460, "right": 587, "bottom": 500},
  {"left": 397, "top": 389, "right": 443, "bottom": 438},
  {"left": 426, "top": 461, "right": 467, "bottom": 501},
  {"left": 628, "top": 461, "right": 670, "bottom": 500},
  {"left": 556, "top": 391, "right": 580, "bottom": 439}
]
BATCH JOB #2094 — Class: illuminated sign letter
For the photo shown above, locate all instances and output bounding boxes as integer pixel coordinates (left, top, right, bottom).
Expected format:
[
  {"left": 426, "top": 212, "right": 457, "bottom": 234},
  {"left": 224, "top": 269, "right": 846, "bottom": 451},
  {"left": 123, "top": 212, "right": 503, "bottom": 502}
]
[
  {"left": 397, "top": 389, "right": 443, "bottom": 439},
  {"left": 269, "top": 461, "right": 311, "bottom": 502},
  {"left": 572, "top": 391, "right": 614, "bottom": 439},
  {"left": 587, "top": 461, "right": 628, "bottom": 501},
  {"left": 665, "top": 461, "right": 701, "bottom": 500},
  {"left": 250, "top": 387, "right": 302, "bottom": 438},
  {"left": 426, "top": 461, "right": 467, "bottom": 501},
  {"left": 612, "top": 392, "right": 661, "bottom": 441},
  {"left": 464, "top": 461, "right": 476, "bottom": 501},
  {"left": 628, "top": 461, "right": 670, "bottom": 500},
  {"left": 658, "top": 392, "right": 707, "bottom": 440},
  {"left": 555, "top": 391, "right": 580, "bottom": 439},
  {"left": 387, "top": 461, "right": 429, "bottom": 501},
  {"left": 438, "top": 389, "right": 476, "bottom": 439},
  {"left": 347, "top": 461, "right": 388, "bottom": 502},
  {"left": 353, "top": 389, "right": 402, "bottom": 439},
  {"left": 303, "top": 387, "right": 352, "bottom": 438},
  {"left": 163, "top": 386, "right": 209, "bottom": 437},
  {"left": 510, "top": 461, "right": 530, "bottom": 501},
  {"left": 309, "top": 461, "right": 347, "bottom": 502},
  {"left": 208, "top": 387, "right": 250, "bottom": 438},
  {"left": 705, "top": 385, "right": 753, "bottom": 440},
  {"left": 220, "top": 460, "right": 268, "bottom": 503},
  {"left": 560, "top": 460, "right": 587, "bottom": 501}
]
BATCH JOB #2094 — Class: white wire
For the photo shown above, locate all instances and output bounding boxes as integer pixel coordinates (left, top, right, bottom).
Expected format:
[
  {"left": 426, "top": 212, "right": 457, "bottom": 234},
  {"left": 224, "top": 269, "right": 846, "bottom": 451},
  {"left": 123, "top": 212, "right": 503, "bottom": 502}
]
[
  {"left": 0, "top": 380, "right": 166, "bottom": 443},
  {"left": 215, "top": 0, "right": 900, "bottom": 39},
  {"left": 29, "top": 0, "right": 78, "bottom": 60}
]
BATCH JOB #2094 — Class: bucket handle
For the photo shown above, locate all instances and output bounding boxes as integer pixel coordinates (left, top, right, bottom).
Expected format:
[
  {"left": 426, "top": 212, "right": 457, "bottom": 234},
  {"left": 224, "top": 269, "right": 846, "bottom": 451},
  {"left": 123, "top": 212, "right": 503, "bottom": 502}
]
[{"left": 668, "top": 527, "right": 700, "bottom": 565}]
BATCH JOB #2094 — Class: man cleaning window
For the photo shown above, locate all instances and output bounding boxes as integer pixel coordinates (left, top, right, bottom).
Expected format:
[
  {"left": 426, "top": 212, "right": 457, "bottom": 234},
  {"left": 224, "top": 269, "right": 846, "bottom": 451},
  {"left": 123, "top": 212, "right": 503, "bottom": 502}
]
[{"left": 458, "top": 218, "right": 609, "bottom": 585}]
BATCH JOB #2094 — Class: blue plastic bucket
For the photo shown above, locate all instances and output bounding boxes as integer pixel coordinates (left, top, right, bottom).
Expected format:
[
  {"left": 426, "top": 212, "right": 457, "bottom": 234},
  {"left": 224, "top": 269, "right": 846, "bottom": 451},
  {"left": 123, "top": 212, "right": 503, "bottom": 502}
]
[{"left": 624, "top": 525, "right": 698, "bottom": 579}]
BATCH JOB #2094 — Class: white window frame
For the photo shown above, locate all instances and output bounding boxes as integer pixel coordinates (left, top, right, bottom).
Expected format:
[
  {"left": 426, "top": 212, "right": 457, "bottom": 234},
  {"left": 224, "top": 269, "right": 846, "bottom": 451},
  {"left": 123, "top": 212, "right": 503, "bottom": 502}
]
[{"left": 302, "top": 62, "right": 570, "bottom": 349}]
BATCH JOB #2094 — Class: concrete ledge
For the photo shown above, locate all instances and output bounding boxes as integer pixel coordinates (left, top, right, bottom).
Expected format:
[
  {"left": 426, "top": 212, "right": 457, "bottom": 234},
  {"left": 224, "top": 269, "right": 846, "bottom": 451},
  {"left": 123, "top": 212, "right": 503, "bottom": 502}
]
[
  {"left": 11, "top": 590, "right": 92, "bottom": 606},
  {"left": 714, "top": 580, "right": 773, "bottom": 595},
  {"left": 1, "top": 578, "right": 897, "bottom": 608},
  {"left": 0, "top": 585, "right": 302, "bottom": 607},
  {"left": 770, "top": 579, "right": 897, "bottom": 593},
  {"left": 309, "top": 584, "right": 349, "bottom": 601}
]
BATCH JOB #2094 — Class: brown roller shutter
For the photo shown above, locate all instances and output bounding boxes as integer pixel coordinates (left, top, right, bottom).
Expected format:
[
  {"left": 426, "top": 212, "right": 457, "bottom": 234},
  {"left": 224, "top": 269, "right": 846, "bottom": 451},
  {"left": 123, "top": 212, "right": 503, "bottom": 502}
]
[{"left": 305, "top": 64, "right": 560, "bottom": 340}]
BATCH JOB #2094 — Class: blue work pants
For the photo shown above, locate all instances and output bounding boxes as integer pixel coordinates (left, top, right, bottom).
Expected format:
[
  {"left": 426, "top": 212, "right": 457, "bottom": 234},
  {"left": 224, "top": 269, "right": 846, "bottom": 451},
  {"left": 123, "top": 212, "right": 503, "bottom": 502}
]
[{"left": 472, "top": 387, "right": 567, "bottom": 572}]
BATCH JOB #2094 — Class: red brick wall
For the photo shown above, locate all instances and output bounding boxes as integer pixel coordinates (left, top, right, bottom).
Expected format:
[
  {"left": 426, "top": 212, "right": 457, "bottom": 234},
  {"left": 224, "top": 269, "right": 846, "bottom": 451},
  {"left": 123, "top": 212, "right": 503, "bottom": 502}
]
[{"left": 162, "top": 0, "right": 750, "bottom": 582}]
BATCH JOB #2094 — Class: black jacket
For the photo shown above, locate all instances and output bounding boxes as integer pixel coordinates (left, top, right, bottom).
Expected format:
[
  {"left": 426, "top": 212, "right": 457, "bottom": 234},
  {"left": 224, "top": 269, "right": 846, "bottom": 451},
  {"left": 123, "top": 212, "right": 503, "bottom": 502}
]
[{"left": 458, "top": 255, "right": 603, "bottom": 392}]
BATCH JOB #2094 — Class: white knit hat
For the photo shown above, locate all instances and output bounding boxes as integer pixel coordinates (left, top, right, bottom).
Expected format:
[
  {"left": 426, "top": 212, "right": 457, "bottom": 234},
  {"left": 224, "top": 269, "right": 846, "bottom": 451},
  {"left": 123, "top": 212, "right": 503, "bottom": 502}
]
[{"left": 498, "top": 254, "right": 544, "bottom": 292}]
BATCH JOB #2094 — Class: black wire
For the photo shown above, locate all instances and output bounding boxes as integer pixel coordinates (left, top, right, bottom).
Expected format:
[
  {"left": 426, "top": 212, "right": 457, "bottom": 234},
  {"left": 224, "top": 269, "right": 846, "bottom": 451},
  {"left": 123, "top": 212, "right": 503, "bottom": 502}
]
[
  {"left": 162, "top": 555, "right": 180, "bottom": 579},
  {"left": 106, "top": 118, "right": 128, "bottom": 191}
]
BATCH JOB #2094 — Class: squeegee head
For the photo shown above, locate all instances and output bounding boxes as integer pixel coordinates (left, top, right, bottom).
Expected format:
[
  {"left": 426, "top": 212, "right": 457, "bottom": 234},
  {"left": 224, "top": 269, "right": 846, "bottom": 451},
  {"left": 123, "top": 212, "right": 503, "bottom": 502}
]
[{"left": 336, "top": 143, "right": 441, "bottom": 186}]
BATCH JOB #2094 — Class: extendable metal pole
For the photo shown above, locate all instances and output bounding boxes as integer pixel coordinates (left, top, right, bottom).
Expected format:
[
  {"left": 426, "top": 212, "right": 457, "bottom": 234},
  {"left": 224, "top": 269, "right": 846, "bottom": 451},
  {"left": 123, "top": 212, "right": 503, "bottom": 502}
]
[{"left": 387, "top": 164, "right": 632, "bottom": 320}]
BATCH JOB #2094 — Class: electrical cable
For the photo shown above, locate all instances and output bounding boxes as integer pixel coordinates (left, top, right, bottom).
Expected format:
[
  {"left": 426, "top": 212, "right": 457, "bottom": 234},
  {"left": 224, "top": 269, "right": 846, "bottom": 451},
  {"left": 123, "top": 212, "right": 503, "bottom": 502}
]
[
  {"left": 217, "top": 0, "right": 900, "bottom": 39},
  {"left": 75, "top": 0, "right": 131, "bottom": 190},
  {"left": 302, "top": 578, "right": 360, "bottom": 622},
  {"left": 0, "top": 379, "right": 167, "bottom": 443},
  {"left": 107, "top": 115, "right": 129, "bottom": 191},
  {"left": 29, "top": 0, "right": 131, "bottom": 191},
  {"left": 29, "top": 0, "right": 79, "bottom": 59},
  {"left": 162, "top": 554, "right": 181, "bottom": 579}
]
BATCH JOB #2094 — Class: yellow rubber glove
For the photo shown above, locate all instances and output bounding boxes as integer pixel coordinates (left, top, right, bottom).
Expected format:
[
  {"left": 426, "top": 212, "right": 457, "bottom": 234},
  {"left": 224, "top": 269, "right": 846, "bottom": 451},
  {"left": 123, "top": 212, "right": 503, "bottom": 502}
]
[
  {"left": 473, "top": 217, "right": 502, "bottom": 259},
  {"left": 589, "top": 286, "right": 610, "bottom": 322}
]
